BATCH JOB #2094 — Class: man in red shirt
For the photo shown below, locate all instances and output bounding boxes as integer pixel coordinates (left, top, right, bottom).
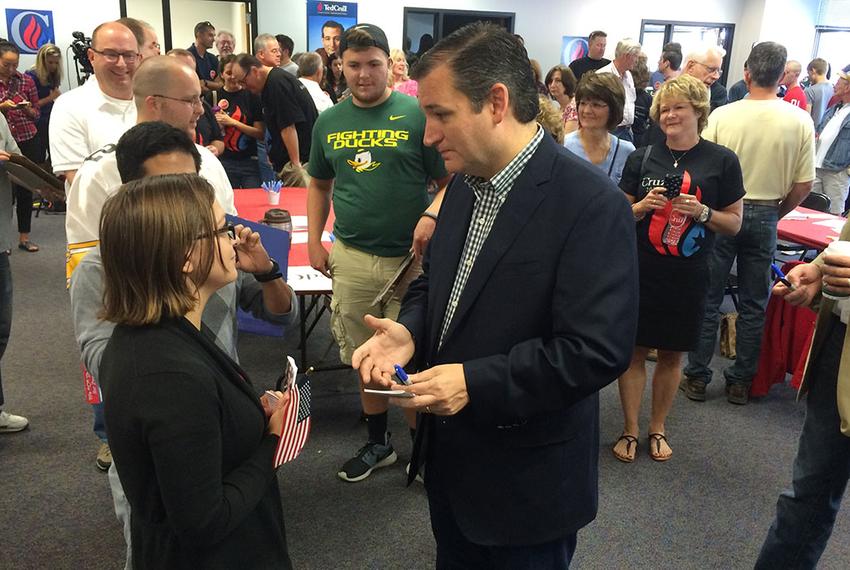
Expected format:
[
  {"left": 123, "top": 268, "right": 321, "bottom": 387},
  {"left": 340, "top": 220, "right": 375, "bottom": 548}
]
[{"left": 782, "top": 60, "right": 806, "bottom": 108}]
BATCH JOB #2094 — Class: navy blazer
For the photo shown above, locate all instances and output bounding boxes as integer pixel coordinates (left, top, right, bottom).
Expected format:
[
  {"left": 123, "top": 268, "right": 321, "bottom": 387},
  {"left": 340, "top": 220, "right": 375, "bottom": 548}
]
[{"left": 399, "top": 133, "right": 639, "bottom": 546}]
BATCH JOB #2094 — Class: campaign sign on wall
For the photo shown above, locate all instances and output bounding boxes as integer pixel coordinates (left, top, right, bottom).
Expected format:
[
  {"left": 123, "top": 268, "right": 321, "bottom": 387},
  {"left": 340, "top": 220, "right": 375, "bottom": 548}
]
[
  {"left": 5, "top": 9, "right": 55, "bottom": 54},
  {"left": 561, "top": 36, "right": 589, "bottom": 65},
  {"left": 307, "top": 1, "right": 358, "bottom": 52}
]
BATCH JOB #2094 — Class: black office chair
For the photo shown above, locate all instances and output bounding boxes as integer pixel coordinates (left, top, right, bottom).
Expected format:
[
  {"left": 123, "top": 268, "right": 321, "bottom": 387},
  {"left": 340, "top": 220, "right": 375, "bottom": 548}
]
[
  {"left": 776, "top": 191, "right": 832, "bottom": 261},
  {"left": 800, "top": 191, "right": 831, "bottom": 213}
]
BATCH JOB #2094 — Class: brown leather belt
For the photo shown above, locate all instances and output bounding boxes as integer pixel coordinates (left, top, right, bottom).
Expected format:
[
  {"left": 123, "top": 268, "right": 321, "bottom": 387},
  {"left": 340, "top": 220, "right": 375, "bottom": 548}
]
[{"left": 744, "top": 198, "right": 782, "bottom": 206}]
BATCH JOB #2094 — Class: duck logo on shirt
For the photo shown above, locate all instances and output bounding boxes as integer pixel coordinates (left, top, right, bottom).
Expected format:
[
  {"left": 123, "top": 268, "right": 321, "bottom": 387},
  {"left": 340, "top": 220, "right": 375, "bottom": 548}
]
[{"left": 347, "top": 150, "right": 381, "bottom": 173}]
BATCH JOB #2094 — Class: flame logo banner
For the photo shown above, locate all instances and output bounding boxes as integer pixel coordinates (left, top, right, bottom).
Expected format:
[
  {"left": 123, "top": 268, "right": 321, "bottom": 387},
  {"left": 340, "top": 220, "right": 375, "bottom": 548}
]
[{"left": 6, "top": 9, "right": 54, "bottom": 54}]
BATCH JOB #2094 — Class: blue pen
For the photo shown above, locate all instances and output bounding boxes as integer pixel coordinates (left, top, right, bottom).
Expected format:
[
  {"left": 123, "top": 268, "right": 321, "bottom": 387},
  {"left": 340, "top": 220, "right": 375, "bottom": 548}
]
[
  {"left": 393, "top": 364, "right": 410, "bottom": 385},
  {"left": 770, "top": 263, "right": 797, "bottom": 292}
]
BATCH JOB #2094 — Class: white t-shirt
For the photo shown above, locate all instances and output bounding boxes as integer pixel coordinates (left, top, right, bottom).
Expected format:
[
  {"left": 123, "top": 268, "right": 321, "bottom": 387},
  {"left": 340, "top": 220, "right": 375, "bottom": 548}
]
[
  {"left": 49, "top": 78, "right": 137, "bottom": 178},
  {"left": 299, "top": 78, "right": 334, "bottom": 114},
  {"left": 815, "top": 104, "right": 850, "bottom": 169},
  {"left": 597, "top": 61, "right": 635, "bottom": 128},
  {"left": 66, "top": 143, "right": 237, "bottom": 246}
]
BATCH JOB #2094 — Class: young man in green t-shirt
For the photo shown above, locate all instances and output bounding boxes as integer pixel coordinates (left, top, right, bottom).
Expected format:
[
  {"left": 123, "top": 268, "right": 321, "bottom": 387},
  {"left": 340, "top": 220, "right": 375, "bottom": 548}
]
[{"left": 307, "top": 23, "right": 450, "bottom": 482}]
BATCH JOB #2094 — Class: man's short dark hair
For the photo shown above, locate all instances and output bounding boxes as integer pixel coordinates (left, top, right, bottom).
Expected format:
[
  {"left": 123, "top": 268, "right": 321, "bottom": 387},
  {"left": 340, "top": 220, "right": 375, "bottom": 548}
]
[
  {"left": 234, "top": 53, "right": 262, "bottom": 72},
  {"left": 194, "top": 21, "right": 214, "bottom": 37},
  {"left": 322, "top": 20, "right": 343, "bottom": 35},
  {"left": 588, "top": 30, "right": 607, "bottom": 42},
  {"left": 276, "top": 34, "right": 294, "bottom": 56},
  {"left": 807, "top": 57, "right": 828, "bottom": 75},
  {"left": 747, "top": 41, "right": 787, "bottom": 88},
  {"left": 116, "top": 122, "right": 201, "bottom": 183},
  {"left": 411, "top": 22, "right": 539, "bottom": 124},
  {"left": 661, "top": 42, "right": 683, "bottom": 71},
  {"left": 575, "top": 72, "right": 625, "bottom": 131}
]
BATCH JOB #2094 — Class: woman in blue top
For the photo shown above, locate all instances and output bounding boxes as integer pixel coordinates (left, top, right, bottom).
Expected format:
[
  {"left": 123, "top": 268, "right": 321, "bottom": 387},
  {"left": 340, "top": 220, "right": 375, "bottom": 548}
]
[{"left": 563, "top": 71, "right": 635, "bottom": 183}]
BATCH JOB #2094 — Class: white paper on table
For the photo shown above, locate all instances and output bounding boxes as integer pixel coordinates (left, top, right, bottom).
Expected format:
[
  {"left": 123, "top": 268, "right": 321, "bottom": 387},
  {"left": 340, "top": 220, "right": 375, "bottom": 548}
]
[
  {"left": 290, "top": 231, "right": 331, "bottom": 245},
  {"left": 287, "top": 266, "right": 333, "bottom": 293},
  {"left": 291, "top": 215, "right": 308, "bottom": 230},
  {"left": 812, "top": 219, "right": 847, "bottom": 232},
  {"left": 783, "top": 212, "right": 809, "bottom": 220}
]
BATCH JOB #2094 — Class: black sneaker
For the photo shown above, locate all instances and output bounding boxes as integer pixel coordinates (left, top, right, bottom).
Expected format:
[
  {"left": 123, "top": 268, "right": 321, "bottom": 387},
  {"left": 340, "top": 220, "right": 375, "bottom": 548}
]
[
  {"left": 338, "top": 437, "right": 397, "bottom": 482},
  {"left": 680, "top": 376, "right": 707, "bottom": 402},
  {"left": 726, "top": 383, "right": 750, "bottom": 405}
]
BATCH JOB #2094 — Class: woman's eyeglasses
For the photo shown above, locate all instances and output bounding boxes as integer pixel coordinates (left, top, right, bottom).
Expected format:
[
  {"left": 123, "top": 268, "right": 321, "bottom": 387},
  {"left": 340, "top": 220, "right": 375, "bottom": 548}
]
[{"left": 198, "top": 223, "right": 236, "bottom": 240}]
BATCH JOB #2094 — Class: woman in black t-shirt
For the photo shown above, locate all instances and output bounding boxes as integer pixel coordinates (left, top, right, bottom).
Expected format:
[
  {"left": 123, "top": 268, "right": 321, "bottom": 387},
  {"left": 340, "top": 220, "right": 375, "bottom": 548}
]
[
  {"left": 216, "top": 55, "right": 265, "bottom": 189},
  {"left": 614, "top": 75, "right": 745, "bottom": 463}
]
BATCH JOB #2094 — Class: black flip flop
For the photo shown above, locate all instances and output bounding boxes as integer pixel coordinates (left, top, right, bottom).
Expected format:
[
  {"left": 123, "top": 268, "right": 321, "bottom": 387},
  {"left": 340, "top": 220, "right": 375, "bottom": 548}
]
[
  {"left": 648, "top": 432, "right": 672, "bottom": 462},
  {"left": 613, "top": 434, "right": 638, "bottom": 463}
]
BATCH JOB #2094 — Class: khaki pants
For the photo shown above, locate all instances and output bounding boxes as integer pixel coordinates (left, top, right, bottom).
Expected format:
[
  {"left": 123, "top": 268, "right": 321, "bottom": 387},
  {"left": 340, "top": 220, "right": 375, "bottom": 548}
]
[
  {"left": 814, "top": 168, "right": 850, "bottom": 215},
  {"left": 328, "top": 239, "right": 420, "bottom": 364}
]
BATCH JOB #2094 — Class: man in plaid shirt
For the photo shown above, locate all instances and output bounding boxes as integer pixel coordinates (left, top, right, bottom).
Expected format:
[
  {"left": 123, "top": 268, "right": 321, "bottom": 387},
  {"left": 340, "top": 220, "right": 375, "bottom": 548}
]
[{"left": 0, "top": 41, "right": 42, "bottom": 252}]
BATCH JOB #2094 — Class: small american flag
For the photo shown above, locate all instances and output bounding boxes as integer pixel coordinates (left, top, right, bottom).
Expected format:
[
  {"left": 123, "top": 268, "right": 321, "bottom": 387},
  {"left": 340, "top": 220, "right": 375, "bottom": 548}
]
[{"left": 273, "top": 357, "right": 312, "bottom": 467}]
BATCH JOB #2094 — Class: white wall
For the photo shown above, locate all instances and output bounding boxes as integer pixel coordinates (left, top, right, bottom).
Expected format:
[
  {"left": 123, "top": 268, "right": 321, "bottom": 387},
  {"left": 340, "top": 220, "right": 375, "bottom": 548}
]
[
  {"left": 0, "top": 0, "right": 121, "bottom": 91},
  {"left": 167, "top": 0, "right": 247, "bottom": 53},
  {"left": 257, "top": 0, "right": 748, "bottom": 82}
]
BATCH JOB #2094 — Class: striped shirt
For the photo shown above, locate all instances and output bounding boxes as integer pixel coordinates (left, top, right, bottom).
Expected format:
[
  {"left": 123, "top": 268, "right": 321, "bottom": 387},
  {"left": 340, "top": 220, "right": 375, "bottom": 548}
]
[{"left": 438, "top": 126, "right": 544, "bottom": 348}]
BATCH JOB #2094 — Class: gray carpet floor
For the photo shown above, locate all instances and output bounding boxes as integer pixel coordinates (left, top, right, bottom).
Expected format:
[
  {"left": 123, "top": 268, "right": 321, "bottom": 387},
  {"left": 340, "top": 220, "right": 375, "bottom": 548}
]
[{"left": 1, "top": 212, "right": 849, "bottom": 569}]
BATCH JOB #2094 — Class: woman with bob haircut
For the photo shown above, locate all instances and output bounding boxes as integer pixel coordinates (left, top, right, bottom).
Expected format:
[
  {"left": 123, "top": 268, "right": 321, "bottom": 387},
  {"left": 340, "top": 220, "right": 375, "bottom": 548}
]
[
  {"left": 613, "top": 74, "right": 744, "bottom": 463},
  {"left": 563, "top": 71, "right": 635, "bottom": 183},
  {"left": 545, "top": 64, "right": 578, "bottom": 134},
  {"left": 98, "top": 173, "right": 293, "bottom": 569}
]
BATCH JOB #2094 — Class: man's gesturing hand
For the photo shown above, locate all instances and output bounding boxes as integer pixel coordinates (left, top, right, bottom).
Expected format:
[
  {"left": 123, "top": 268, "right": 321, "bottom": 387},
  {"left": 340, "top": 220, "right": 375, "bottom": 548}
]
[{"left": 351, "top": 315, "right": 415, "bottom": 388}]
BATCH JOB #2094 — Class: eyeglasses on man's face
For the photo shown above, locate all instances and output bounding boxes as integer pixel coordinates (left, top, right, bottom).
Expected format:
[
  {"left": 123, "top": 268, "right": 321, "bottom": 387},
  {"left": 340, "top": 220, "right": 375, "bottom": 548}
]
[
  {"left": 91, "top": 48, "right": 140, "bottom": 64},
  {"left": 695, "top": 61, "right": 722, "bottom": 76},
  {"left": 152, "top": 94, "right": 204, "bottom": 108}
]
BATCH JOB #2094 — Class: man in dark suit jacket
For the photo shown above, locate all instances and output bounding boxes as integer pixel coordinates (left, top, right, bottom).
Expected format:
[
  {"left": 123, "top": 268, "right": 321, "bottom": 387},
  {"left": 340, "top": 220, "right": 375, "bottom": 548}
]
[{"left": 352, "top": 23, "right": 638, "bottom": 568}]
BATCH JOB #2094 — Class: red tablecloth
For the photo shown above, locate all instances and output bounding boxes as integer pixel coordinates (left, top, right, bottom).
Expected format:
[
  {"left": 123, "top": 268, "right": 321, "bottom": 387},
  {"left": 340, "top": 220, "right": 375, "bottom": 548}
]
[
  {"left": 777, "top": 207, "right": 846, "bottom": 250},
  {"left": 233, "top": 187, "right": 334, "bottom": 268}
]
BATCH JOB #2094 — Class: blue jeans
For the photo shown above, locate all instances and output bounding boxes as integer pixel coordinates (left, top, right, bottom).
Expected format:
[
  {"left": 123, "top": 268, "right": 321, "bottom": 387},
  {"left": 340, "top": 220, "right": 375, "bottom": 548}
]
[
  {"left": 0, "top": 252, "right": 11, "bottom": 408},
  {"left": 93, "top": 401, "right": 107, "bottom": 441},
  {"left": 220, "top": 157, "right": 260, "bottom": 189},
  {"left": 755, "top": 316, "right": 848, "bottom": 569},
  {"left": 256, "top": 132, "right": 276, "bottom": 184},
  {"left": 684, "top": 203, "right": 778, "bottom": 385}
]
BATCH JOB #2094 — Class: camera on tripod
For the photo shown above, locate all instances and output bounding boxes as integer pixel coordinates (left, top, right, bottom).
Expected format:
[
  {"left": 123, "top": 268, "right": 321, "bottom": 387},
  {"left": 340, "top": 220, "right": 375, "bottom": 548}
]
[{"left": 70, "top": 31, "right": 93, "bottom": 85}]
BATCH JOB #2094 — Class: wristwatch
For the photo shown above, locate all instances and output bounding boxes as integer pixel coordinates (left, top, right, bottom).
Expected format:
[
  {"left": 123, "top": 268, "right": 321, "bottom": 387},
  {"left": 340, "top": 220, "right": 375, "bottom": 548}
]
[
  {"left": 697, "top": 204, "right": 712, "bottom": 224},
  {"left": 254, "top": 258, "right": 283, "bottom": 283}
]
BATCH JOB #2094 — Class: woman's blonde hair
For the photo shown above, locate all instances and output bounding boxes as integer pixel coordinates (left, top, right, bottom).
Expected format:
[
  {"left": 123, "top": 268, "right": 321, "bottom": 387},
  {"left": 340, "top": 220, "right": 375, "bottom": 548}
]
[
  {"left": 537, "top": 95, "right": 565, "bottom": 144},
  {"left": 650, "top": 74, "right": 711, "bottom": 133},
  {"left": 99, "top": 174, "right": 220, "bottom": 326},
  {"left": 31, "top": 43, "right": 62, "bottom": 87},
  {"left": 388, "top": 48, "right": 409, "bottom": 86}
]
